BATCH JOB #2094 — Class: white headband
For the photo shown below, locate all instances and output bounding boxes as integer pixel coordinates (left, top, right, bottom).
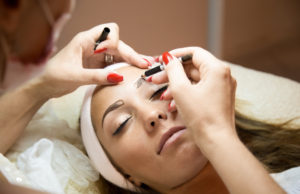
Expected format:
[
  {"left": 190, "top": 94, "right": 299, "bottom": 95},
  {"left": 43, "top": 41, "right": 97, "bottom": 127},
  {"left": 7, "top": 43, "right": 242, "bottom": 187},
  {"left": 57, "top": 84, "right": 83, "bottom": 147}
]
[{"left": 80, "top": 63, "right": 138, "bottom": 191}]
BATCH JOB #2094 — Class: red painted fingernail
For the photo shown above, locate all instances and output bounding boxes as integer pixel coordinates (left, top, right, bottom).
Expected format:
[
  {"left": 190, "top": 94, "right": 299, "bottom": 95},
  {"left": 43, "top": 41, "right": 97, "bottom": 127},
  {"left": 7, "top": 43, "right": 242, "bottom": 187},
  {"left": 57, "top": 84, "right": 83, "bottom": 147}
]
[
  {"left": 146, "top": 76, "right": 152, "bottom": 82},
  {"left": 155, "top": 56, "right": 160, "bottom": 62},
  {"left": 160, "top": 90, "right": 167, "bottom": 100},
  {"left": 162, "top": 52, "right": 173, "bottom": 65},
  {"left": 94, "top": 48, "right": 107, "bottom": 54},
  {"left": 168, "top": 100, "right": 176, "bottom": 112},
  {"left": 143, "top": 58, "right": 152, "bottom": 67},
  {"left": 168, "top": 101, "right": 172, "bottom": 112},
  {"left": 107, "top": 72, "right": 123, "bottom": 83}
]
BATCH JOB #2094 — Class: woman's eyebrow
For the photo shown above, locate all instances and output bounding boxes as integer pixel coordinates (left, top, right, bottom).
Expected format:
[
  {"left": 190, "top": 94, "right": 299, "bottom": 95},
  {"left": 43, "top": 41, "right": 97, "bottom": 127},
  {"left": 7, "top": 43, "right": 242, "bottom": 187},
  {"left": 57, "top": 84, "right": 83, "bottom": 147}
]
[{"left": 102, "top": 99, "right": 124, "bottom": 127}]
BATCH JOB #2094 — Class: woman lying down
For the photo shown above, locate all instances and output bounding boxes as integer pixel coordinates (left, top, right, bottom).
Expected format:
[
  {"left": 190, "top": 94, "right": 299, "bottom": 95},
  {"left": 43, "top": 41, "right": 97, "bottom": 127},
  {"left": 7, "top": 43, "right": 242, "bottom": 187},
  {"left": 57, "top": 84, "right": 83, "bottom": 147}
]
[{"left": 81, "top": 47, "right": 300, "bottom": 194}]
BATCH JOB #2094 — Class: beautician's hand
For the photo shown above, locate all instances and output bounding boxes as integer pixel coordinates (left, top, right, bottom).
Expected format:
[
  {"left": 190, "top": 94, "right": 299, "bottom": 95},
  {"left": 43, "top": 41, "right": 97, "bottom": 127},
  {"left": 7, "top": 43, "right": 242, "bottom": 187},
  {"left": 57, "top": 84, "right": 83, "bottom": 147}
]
[
  {"left": 157, "top": 48, "right": 237, "bottom": 148},
  {"left": 159, "top": 48, "right": 285, "bottom": 194},
  {"left": 87, "top": 23, "right": 152, "bottom": 68},
  {"left": 36, "top": 23, "right": 150, "bottom": 98},
  {"left": 151, "top": 48, "right": 200, "bottom": 85},
  {"left": 0, "top": 23, "right": 152, "bottom": 154}
]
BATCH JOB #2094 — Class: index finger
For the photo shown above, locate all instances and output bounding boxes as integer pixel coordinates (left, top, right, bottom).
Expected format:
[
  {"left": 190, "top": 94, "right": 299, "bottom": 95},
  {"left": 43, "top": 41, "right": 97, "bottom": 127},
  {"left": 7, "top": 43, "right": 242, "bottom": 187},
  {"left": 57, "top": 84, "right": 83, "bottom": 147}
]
[
  {"left": 85, "top": 23, "right": 119, "bottom": 41},
  {"left": 117, "top": 41, "right": 149, "bottom": 68},
  {"left": 169, "top": 47, "right": 198, "bottom": 57},
  {"left": 92, "top": 23, "right": 119, "bottom": 51},
  {"left": 171, "top": 47, "right": 220, "bottom": 71},
  {"left": 72, "top": 23, "right": 119, "bottom": 53}
]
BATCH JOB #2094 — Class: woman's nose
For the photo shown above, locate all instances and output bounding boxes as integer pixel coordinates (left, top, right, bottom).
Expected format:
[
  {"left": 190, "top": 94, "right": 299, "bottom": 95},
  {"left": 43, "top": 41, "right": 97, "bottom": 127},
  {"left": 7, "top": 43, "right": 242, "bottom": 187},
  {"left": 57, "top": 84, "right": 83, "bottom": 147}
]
[{"left": 145, "top": 110, "right": 167, "bottom": 133}]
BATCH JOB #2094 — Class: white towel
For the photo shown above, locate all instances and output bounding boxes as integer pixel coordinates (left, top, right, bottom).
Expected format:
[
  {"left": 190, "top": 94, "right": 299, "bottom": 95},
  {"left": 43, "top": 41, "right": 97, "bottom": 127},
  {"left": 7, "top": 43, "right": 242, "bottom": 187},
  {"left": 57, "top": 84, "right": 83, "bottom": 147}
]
[{"left": 17, "top": 138, "right": 99, "bottom": 194}]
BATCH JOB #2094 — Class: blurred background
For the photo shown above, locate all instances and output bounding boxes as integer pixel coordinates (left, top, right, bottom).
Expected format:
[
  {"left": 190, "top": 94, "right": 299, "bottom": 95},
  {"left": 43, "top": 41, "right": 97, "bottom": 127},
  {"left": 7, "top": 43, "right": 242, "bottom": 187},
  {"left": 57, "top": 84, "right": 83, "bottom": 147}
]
[{"left": 57, "top": 0, "right": 300, "bottom": 82}]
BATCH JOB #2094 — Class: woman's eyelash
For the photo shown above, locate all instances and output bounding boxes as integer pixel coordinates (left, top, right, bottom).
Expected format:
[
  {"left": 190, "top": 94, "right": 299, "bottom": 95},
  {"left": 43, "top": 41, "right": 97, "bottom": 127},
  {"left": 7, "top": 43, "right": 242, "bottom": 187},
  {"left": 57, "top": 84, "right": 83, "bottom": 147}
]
[
  {"left": 113, "top": 116, "right": 132, "bottom": 136},
  {"left": 150, "top": 85, "right": 168, "bottom": 99},
  {"left": 112, "top": 86, "right": 167, "bottom": 136}
]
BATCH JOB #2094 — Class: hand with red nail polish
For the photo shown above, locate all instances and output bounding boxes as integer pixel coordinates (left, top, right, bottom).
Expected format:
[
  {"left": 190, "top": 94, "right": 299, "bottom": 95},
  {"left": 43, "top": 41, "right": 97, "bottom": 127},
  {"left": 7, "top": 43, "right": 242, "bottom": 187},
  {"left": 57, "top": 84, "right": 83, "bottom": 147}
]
[
  {"left": 86, "top": 23, "right": 151, "bottom": 69},
  {"left": 0, "top": 23, "right": 140, "bottom": 153},
  {"left": 32, "top": 23, "right": 133, "bottom": 99},
  {"left": 159, "top": 47, "right": 238, "bottom": 147},
  {"left": 0, "top": 18, "right": 169, "bottom": 158},
  {"left": 149, "top": 52, "right": 174, "bottom": 84},
  {"left": 35, "top": 22, "right": 156, "bottom": 99},
  {"left": 151, "top": 48, "right": 201, "bottom": 85},
  {"left": 147, "top": 62, "right": 175, "bottom": 84},
  {"left": 158, "top": 47, "right": 282, "bottom": 194}
]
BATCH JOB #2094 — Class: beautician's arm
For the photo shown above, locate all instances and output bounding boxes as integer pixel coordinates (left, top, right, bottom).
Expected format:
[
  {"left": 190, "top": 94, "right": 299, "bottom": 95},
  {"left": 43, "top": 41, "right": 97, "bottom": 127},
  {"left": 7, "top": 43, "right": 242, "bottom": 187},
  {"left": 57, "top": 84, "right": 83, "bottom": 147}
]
[
  {"left": 0, "top": 23, "right": 148, "bottom": 154},
  {"left": 0, "top": 79, "right": 47, "bottom": 154},
  {"left": 158, "top": 48, "right": 285, "bottom": 194}
]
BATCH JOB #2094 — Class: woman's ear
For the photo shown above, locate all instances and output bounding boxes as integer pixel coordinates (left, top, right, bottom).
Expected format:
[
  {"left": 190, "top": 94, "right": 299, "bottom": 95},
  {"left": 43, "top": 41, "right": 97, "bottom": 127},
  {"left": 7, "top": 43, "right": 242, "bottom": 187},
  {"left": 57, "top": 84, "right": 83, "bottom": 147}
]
[{"left": 0, "top": 0, "right": 22, "bottom": 33}]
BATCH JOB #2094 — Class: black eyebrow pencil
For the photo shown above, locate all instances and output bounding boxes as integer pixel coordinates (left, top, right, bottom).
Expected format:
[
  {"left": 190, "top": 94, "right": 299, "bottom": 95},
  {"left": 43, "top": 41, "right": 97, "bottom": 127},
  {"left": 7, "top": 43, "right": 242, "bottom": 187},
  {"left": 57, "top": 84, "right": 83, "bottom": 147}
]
[
  {"left": 94, "top": 27, "right": 110, "bottom": 50},
  {"left": 142, "top": 54, "right": 192, "bottom": 77}
]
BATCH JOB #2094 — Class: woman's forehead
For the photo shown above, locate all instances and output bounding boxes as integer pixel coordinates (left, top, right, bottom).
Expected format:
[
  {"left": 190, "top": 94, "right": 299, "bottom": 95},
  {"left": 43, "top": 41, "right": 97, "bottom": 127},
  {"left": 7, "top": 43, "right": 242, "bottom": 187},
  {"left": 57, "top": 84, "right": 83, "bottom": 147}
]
[
  {"left": 116, "top": 66, "right": 144, "bottom": 81},
  {"left": 92, "top": 66, "right": 144, "bottom": 110}
]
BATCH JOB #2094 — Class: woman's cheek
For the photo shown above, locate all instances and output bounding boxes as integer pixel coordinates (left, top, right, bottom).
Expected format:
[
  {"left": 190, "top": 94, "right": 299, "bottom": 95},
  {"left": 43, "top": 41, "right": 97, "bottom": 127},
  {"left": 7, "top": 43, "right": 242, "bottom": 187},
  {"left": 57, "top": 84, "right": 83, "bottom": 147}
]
[{"left": 113, "top": 137, "right": 151, "bottom": 173}]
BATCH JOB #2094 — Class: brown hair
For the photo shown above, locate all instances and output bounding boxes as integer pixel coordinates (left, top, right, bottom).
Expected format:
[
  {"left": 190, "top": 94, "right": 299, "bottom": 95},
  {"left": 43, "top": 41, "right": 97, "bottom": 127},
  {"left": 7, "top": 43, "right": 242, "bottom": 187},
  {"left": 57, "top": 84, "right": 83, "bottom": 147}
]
[{"left": 236, "top": 112, "right": 300, "bottom": 173}]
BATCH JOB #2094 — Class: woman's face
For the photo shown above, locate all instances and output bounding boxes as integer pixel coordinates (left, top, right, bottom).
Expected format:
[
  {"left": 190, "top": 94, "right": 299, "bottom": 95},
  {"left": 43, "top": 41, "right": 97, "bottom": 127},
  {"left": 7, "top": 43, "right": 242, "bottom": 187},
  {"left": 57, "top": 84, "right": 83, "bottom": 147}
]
[{"left": 91, "top": 66, "right": 207, "bottom": 192}]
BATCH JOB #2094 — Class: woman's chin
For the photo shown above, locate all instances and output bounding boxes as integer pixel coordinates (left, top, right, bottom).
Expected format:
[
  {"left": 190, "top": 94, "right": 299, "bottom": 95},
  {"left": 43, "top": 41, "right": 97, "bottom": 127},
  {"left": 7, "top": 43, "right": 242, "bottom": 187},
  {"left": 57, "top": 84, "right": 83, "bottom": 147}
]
[{"left": 170, "top": 139, "right": 208, "bottom": 185}]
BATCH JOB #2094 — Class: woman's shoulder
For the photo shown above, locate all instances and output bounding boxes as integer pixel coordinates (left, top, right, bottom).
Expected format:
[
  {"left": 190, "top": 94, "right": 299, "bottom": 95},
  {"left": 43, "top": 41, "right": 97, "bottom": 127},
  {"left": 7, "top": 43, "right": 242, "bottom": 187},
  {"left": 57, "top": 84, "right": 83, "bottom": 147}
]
[{"left": 270, "top": 166, "right": 300, "bottom": 194}]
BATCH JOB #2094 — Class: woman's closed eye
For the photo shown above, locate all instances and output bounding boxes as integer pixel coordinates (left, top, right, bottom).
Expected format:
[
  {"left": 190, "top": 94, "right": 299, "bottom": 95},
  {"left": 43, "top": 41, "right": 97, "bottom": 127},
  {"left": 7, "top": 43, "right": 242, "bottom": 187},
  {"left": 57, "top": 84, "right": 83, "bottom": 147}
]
[
  {"left": 112, "top": 85, "right": 168, "bottom": 136},
  {"left": 150, "top": 85, "right": 168, "bottom": 100},
  {"left": 113, "top": 116, "right": 132, "bottom": 136}
]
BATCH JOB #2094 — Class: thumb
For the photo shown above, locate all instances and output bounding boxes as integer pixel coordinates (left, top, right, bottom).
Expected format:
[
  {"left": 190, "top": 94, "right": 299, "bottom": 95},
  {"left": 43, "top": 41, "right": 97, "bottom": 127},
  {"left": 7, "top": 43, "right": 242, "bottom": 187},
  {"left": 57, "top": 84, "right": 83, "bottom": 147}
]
[
  {"left": 163, "top": 52, "right": 190, "bottom": 92},
  {"left": 80, "top": 69, "right": 123, "bottom": 85}
]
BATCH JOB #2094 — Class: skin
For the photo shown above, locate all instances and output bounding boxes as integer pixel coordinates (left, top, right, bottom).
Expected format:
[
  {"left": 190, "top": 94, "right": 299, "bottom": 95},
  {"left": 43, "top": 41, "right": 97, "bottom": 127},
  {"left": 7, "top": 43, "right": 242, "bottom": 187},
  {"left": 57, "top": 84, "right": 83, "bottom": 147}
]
[
  {"left": 90, "top": 50, "right": 285, "bottom": 194},
  {"left": 91, "top": 66, "right": 209, "bottom": 192},
  {"left": 0, "top": 0, "right": 149, "bottom": 154},
  {"left": 153, "top": 48, "right": 285, "bottom": 194}
]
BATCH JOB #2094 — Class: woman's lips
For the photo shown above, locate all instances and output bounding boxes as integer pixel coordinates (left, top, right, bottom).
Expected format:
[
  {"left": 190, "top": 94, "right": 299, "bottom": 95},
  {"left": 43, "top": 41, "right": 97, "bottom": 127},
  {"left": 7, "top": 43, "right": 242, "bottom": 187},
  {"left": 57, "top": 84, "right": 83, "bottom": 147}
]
[{"left": 157, "top": 126, "right": 186, "bottom": 155}]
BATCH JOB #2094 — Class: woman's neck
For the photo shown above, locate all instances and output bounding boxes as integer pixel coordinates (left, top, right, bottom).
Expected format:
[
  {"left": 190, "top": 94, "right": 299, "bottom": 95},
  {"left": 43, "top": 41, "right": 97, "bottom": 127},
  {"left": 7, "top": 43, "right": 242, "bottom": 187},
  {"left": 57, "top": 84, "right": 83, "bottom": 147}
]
[{"left": 168, "top": 163, "right": 229, "bottom": 194}]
